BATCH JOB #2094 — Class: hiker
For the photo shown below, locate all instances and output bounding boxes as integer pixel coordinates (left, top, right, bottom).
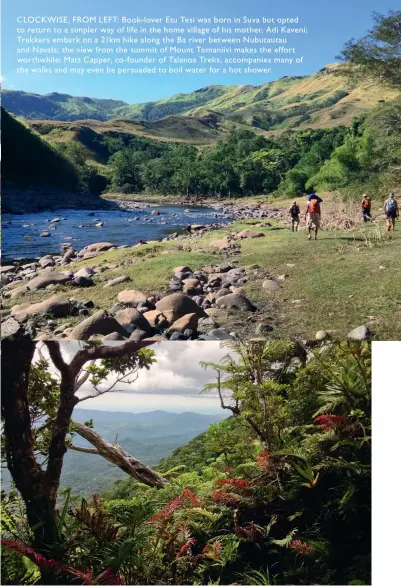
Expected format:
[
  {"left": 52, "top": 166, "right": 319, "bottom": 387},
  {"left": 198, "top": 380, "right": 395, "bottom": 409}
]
[
  {"left": 361, "top": 194, "right": 372, "bottom": 222},
  {"left": 384, "top": 192, "right": 399, "bottom": 231},
  {"left": 305, "top": 195, "right": 321, "bottom": 240},
  {"left": 289, "top": 200, "right": 300, "bottom": 232},
  {"left": 307, "top": 192, "right": 323, "bottom": 204}
]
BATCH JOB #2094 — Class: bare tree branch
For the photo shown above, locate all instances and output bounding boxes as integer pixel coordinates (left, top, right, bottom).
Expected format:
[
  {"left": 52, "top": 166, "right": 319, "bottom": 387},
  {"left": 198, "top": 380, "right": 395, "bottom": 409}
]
[
  {"left": 77, "top": 371, "right": 139, "bottom": 403},
  {"left": 74, "top": 422, "right": 168, "bottom": 488},
  {"left": 75, "top": 361, "right": 95, "bottom": 391},
  {"left": 69, "top": 445, "right": 100, "bottom": 455}
]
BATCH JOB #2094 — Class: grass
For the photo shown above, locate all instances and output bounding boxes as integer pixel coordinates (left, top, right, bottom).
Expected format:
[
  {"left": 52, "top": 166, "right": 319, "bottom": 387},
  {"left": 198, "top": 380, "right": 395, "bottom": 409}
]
[{"left": 6, "top": 203, "right": 401, "bottom": 340}]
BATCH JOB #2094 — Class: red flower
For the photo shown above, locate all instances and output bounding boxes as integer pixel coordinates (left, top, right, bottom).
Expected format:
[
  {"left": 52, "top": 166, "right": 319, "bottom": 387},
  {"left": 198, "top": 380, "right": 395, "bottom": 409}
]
[
  {"left": 290, "top": 540, "right": 315, "bottom": 556},
  {"left": 211, "top": 491, "right": 240, "bottom": 505},
  {"left": 216, "top": 478, "right": 253, "bottom": 491},
  {"left": 0, "top": 540, "right": 121, "bottom": 584},
  {"left": 176, "top": 537, "right": 197, "bottom": 558},
  {"left": 257, "top": 451, "right": 270, "bottom": 471},
  {"left": 149, "top": 488, "right": 203, "bottom": 523},
  {"left": 314, "top": 414, "right": 347, "bottom": 431}
]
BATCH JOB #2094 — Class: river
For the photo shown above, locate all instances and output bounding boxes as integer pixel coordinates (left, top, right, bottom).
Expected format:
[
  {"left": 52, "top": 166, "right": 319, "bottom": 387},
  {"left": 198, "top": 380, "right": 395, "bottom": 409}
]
[{"left": 2, "top": 203, "right": 231, "bottom": 262}]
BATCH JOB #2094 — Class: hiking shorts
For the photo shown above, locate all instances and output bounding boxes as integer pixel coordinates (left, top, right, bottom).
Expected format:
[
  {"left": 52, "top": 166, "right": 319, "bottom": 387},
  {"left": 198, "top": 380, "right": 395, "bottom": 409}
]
[
  {"left": 291, "top": 215, "right": 300, "bottom": 223},
  {"left": 307, "top": 213, "right": 320, "bottom": 229},
  {"left": 386, "top": 210, "right": 397, "bottom": 219}
]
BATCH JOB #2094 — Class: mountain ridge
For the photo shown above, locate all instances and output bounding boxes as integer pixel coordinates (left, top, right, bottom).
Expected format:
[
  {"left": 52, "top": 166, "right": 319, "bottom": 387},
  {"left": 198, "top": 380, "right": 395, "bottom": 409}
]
[{"left": 3, "top": 64, "right": 399, "bottom": 134}]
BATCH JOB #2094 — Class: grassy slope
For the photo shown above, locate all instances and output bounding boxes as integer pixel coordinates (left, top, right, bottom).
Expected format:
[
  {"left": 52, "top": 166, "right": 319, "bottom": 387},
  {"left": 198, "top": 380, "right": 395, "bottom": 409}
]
[
  {"left": 186, "top": 65, "right": 399, "bottom": 130},
  {"left": 5, "top": 66, "right": 399, "bottom": 140},
  {"left": 9, "top": 206, "right": 401, "bottom": 340}
]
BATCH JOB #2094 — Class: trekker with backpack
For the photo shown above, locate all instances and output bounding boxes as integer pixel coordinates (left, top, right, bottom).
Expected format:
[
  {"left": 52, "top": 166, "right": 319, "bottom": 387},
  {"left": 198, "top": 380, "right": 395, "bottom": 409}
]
[
  {"left": 361, "top": 194, "right": 372, "bottom": 222},
  {"left": 384, "top": 193, "right": 399, "bottom": 231},
  {"left": 289, "top": 200, "right": 300, "bottom": 232},
  {"left": 305, "top": 195, "right": 321, "bottom": 240}
]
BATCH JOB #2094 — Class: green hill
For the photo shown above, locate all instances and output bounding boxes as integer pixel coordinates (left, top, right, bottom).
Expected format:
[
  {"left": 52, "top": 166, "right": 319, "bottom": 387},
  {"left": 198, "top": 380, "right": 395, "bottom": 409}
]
[
  {"left": 1, "top": 90, "right": 127, "bottom": 121},
  {"left": 4, "top": 64, "right": 399, "bottom": 136},
  {"left": 1, "top": 107, "right": 81, "bottom": 190}
]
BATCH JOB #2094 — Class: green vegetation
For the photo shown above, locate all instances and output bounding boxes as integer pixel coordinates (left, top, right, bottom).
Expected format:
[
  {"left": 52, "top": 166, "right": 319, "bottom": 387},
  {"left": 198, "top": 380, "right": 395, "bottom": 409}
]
[
  {"left": 1, "top": 108, "right": 80, "bottom": 191},
  {"left": 338, "top": 10, "right": 401, "bottom": 88},
  {"left": 1, "top": 340, "right": 371, "bottom": 585},
  {"left": 1, "top": 90, "right": 127, "bottom": 121},
  {"left": 1, "top": 108, "right": 106, "bottom": 194}
]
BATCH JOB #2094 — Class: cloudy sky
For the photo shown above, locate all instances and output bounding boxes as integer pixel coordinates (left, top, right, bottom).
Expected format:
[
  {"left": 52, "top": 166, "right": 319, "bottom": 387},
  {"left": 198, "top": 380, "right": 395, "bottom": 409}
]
[{"left": 37, "top": 342, "right": 234, "bottom": 414}]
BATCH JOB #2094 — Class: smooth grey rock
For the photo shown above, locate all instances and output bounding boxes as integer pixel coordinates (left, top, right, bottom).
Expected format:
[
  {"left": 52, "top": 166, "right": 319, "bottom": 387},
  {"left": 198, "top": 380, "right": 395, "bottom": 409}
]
[{"left": 347, "top": 325, "right": 371, "bottom": 341}]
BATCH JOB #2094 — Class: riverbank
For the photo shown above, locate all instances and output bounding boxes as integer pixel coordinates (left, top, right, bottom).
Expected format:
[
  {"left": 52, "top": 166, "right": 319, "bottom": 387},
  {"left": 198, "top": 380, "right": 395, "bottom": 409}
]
[{"left": 2, "top": 199, "right": 400, "bottom": 342}]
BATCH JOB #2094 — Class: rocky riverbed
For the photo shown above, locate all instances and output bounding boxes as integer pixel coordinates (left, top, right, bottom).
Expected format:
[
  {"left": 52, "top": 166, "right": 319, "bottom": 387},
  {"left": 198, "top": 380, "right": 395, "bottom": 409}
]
[{"left": 1, "top": 202, "right": 371, "bottom": 343}]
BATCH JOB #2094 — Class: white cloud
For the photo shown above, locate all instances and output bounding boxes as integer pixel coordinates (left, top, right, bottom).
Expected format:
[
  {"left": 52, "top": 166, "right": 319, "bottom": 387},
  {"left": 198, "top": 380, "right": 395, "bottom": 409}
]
[{"left": 35, "top": 341, "right": 235, "bottom": 413}]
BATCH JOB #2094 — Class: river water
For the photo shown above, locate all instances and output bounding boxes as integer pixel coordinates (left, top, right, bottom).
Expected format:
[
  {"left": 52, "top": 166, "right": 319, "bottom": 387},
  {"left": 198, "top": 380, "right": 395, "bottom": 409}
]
[{"left": 2, "top": 204, "right": 231, "bottom": 262}]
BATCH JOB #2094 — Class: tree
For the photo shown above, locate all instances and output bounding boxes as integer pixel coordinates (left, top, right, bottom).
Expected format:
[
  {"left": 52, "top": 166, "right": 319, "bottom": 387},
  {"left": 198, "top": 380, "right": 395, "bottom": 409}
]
[
  {"left": 1, "top": 338, "right": 165, "bottom": 573},
  {"left": 338, "top": 10, "right": 401, "bottom": 88}
]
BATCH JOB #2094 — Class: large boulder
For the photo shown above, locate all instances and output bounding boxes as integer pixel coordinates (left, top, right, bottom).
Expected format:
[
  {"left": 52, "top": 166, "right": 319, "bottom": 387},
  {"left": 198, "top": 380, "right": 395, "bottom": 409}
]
[
  {"left": 115, "top": 308, "right": 152, "bottom": 332},
  {"left": 143, "top": 309, "right": 173, "bottom": 328},
  {"left": 234, "top": 229, "right": 265, "bottom": 239},
  {"left": 11, "top": 295, "right": 71, "bottom": 319},
  {"left": 74, "top": 267, "right": 95, "bottom": 278},
  {"left": 117, "top": 289, "right": 147, "bottom": 306},
  {"left": 27, "top": 272, "right": 71, "bottom": 292},
  {"left": 83, "top": 242, "right": 114, "bottom": 253},
  {"left": 68, "top": 310, "right": 129, "bottom": 340},
  {"left": 215, "top": 293, "right": 257, "bottom": 312},
  {"left": 155, "top": 293, "right": 207, "bottom": 323},
  {"left": 173, "top": 266, "right": 192, "bottom": 274},
  {"left": 168, "top": 313, "right": 199, "bottom": 334}
]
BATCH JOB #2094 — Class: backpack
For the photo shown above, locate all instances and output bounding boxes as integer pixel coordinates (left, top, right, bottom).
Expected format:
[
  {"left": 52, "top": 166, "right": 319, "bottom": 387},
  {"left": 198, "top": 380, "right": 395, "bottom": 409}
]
[
  {"left": 308, "top": 199, "right": 320, "bottom": 213},
  {"left": 386, "top": 199, "right": 396, "bottom": 212},
  {"left": 291, "top": 204, "right": 300, "bottom": 216},
  {"left": 362, "top": 198, "right": 371, "bottom": 209}
]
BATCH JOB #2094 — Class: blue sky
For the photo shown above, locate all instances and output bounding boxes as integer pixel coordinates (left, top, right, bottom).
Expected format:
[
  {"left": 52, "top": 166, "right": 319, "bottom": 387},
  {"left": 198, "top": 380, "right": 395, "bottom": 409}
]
[{"left": 2, "top": 0, "right": 395, "bottom": 103}]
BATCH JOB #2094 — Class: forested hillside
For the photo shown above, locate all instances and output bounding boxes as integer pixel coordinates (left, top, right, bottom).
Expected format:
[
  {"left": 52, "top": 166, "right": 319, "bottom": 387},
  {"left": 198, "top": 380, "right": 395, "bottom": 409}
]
[
  {"left": 1, "top": 340, "right": 372, "bottom": 585},
  {"left": 16, "top": 98, "right": 400, "bottom": 198},
  {"left": 1, "top": 108, "right": 80, "bottom": 190}
]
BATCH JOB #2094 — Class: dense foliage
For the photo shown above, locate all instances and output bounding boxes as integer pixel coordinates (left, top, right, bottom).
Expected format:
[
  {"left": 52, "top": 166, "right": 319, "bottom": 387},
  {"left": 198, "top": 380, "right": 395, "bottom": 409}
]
[
  {"left": 1, "top": 108, "right": 106, "bottom": 194},
  {"left": 338, "top": 10, "right": 401, "bottom": 88},
  {"left": 1, "top": 340, "right": 371, "bottom": 585},
  {"left": 1, "top": 108, "right": 80, "bottom": 191},
  {"left": 101, "top": 97, "right": 400, "bottom": 198}
]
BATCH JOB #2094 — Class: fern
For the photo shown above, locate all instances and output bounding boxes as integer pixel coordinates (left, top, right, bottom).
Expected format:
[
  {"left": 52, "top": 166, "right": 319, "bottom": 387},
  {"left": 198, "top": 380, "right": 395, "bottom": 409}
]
[{"left": 270, "top": 528, "right": 298, "bottom": 548}]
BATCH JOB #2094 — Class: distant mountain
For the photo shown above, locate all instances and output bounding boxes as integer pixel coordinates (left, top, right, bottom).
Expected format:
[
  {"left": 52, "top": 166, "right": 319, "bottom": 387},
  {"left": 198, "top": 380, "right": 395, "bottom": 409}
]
[
  {"left": 1, "top": 90, "right": 127, "bottom": 122},
  {"left": 1, "top": 410, "right": 227, "bottom": 497},
  {"left": 3, "top": 65, "right": 399, "bottom": 135}
]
